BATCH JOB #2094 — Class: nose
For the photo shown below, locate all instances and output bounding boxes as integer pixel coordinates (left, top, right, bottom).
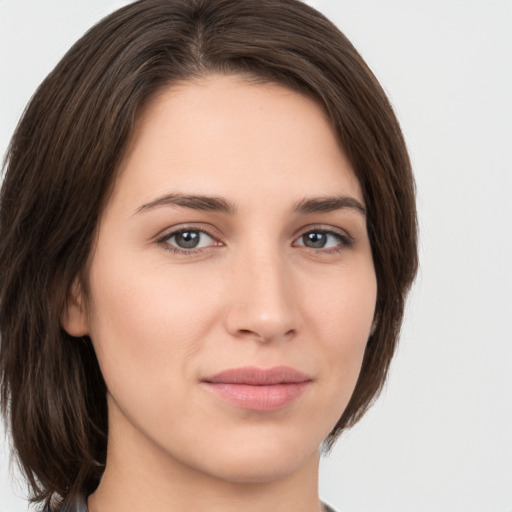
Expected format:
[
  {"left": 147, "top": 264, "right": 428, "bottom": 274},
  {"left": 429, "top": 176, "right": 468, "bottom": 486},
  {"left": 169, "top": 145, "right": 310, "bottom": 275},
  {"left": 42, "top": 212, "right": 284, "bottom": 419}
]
[{"left": 224, "top": 245, "right": 298, "bottom": 343}]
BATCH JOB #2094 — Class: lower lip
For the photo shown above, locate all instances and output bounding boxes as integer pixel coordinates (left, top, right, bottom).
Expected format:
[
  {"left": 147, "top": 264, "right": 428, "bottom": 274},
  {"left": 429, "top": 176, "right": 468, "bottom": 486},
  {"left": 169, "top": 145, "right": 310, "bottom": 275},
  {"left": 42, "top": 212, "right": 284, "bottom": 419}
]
[{"left": 202, "top": 382, "right": 310, "bottom": 411}]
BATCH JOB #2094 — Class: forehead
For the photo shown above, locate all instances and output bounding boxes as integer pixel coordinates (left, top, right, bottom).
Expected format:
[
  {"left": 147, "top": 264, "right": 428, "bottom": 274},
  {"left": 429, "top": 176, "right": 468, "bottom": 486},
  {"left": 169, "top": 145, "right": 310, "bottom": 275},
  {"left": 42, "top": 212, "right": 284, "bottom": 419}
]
[{"left": 112, "top": 73, "right": 363, "bottom": 212}]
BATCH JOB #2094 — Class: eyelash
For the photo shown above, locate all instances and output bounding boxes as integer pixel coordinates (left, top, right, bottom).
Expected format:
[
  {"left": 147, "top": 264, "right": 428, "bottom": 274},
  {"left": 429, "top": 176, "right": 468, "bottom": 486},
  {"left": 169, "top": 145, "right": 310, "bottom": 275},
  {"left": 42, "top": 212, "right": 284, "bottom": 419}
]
[{"left": 156, "top": 225, "right": 353, "bottom": 256}]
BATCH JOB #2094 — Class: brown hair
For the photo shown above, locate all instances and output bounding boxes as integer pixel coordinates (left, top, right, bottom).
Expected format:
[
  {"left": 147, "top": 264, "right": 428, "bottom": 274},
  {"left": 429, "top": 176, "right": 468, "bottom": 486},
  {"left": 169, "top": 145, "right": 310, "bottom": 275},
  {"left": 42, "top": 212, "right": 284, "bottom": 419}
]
[{"left": 0, "top": 0, "right": 417, "bottom": 508}]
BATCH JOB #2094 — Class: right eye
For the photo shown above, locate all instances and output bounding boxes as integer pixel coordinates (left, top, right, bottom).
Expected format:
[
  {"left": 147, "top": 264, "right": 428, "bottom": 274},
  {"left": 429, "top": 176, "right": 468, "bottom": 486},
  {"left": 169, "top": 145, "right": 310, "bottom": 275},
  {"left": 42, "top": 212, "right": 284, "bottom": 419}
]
[{"left": 159, "top": 228, "right": 220, "bottom": 254}]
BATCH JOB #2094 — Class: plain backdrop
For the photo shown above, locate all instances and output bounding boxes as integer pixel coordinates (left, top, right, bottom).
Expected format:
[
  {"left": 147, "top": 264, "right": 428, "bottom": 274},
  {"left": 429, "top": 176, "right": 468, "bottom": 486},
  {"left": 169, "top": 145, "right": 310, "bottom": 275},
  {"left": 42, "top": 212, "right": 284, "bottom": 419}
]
[{"left": 1, "top": 1, "right": 511, "bottom": 511}]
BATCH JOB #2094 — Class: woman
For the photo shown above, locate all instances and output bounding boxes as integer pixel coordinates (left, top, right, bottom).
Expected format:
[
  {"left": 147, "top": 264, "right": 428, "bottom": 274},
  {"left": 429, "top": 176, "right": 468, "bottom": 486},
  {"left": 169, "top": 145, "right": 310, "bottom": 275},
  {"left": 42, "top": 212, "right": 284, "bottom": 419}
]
[{"left": 0, "top": 1, "right": 417, "bottom": 511}]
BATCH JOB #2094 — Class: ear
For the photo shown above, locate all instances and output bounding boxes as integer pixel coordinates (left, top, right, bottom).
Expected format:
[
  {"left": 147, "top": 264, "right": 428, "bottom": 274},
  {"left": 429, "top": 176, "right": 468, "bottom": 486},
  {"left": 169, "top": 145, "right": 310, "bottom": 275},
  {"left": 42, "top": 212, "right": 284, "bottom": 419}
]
[{"left": 60, "top": 278, "right": 89, "bottom": 337}]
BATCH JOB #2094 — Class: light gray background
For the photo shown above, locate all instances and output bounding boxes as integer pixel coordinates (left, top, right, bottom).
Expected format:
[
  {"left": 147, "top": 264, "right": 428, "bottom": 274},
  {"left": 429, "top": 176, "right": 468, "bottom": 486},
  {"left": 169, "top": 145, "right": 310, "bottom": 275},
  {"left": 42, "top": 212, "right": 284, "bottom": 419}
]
[{"left": 1, "top": 1, "right": 511, "bottom": 511}]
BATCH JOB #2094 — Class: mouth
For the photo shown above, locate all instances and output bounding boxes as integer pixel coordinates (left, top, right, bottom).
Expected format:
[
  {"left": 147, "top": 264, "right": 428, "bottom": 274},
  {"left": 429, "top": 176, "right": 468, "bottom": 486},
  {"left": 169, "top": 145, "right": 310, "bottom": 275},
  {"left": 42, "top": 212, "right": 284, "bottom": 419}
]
[{"left": 200, "top": 366, "right": 312, "bottom": 411}]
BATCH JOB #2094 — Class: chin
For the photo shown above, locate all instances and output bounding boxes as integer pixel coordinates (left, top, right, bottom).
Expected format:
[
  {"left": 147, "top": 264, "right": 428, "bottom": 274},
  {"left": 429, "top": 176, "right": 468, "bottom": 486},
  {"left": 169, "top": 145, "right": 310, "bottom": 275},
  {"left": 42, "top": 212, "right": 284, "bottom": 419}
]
[{"left": 183, "top": 428, "right": 322, "bottom": 485}]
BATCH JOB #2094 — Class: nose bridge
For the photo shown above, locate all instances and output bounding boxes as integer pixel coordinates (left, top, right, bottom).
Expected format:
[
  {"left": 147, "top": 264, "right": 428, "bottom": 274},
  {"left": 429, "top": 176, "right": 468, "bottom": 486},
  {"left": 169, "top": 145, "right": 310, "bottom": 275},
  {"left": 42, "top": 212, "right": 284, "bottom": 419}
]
[{"left": 225, "top": 236, "right": 296, "bottom": 342}]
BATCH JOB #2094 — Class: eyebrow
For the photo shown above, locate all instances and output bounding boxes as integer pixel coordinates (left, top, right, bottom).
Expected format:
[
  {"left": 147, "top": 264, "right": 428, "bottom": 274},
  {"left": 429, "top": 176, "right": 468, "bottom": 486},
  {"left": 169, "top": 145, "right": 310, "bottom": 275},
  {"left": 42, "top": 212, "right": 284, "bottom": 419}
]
[
  {"left": 135, "top": 193, "right": 365, "bottom": 217},
  {"left": 136, "top": 193, "right": 236, "bottom": 215},
  {"left": 293, "top": 196, "right": 366, "bottom": 216}
]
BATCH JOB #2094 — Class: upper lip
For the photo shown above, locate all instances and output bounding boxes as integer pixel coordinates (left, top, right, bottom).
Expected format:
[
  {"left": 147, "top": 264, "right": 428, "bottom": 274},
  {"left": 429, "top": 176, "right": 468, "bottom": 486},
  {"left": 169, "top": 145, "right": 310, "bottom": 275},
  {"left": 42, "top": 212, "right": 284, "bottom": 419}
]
[{"left": 202, "top": 366, "right": 312, "bottom": 385}]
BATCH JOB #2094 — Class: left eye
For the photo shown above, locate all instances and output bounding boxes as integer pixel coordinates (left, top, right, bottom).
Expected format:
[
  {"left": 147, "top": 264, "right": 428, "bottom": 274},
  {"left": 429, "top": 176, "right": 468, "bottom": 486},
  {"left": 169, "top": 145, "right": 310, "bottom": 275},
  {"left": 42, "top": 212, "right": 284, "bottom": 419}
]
[
  {"left": 294, "top": 230, "right": 346, "bottom": 250},
  {"left": 163, "top": 229, "right": 216, "bottom": 250}
]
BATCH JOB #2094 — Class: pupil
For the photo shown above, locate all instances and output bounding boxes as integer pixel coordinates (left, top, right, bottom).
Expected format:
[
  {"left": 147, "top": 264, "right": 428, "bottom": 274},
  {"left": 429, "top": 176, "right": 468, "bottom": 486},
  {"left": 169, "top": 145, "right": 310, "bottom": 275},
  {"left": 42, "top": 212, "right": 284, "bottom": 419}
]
[
  {"left": 176, "top": 231, "right": 200, "bottom": 249},
  {"left": 304, "top": 232, "right": 326, "bottom": 248}
]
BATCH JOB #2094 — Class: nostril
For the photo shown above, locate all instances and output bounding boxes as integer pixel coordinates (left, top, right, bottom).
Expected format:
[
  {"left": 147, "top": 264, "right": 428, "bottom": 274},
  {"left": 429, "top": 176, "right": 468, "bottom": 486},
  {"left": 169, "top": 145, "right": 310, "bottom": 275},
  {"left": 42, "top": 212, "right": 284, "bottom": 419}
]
[{"left": 235, "top": 328, "right": 296, "bottom": 343}]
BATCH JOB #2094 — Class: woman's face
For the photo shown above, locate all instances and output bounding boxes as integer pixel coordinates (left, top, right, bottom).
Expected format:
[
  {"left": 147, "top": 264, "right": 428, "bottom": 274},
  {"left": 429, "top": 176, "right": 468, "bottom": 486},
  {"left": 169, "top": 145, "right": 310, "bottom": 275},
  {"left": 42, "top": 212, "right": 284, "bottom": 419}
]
[{"left": 64, "top": 74, "right": 377, "bottom": 484}]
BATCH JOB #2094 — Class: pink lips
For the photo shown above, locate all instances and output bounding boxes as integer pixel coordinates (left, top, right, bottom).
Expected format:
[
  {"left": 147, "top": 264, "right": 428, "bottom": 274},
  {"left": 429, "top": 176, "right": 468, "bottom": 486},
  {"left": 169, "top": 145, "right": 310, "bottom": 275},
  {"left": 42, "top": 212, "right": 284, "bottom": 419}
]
[{"left": 201, "top": 366, "right": 311, "bottom": 411}]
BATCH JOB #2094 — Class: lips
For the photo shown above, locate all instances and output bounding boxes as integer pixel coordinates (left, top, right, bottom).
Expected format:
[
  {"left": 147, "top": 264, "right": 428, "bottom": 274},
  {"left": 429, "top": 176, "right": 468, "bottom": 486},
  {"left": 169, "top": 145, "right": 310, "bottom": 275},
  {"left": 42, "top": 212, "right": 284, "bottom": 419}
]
[{"left": 201, "top": 366, "right": 312, "bottom": 411}]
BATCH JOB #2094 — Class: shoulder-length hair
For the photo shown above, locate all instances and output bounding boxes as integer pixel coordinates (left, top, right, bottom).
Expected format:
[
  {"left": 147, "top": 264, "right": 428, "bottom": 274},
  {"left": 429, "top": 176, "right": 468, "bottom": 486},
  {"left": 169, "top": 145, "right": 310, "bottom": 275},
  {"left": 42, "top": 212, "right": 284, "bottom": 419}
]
[{"left": 0, "top": 0, "right": 417, "bottom": 508}]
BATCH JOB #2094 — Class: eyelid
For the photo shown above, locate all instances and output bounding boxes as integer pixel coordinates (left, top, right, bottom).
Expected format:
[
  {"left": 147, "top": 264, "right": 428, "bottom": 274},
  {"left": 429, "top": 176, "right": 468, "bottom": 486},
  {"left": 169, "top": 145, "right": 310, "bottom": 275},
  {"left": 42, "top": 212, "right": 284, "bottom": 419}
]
[
  {"left": 155, "top": 222, "right": 222, "bottom": 241},
  {"left": 294, "top": 224, "right": 353, "bottom": 240}
]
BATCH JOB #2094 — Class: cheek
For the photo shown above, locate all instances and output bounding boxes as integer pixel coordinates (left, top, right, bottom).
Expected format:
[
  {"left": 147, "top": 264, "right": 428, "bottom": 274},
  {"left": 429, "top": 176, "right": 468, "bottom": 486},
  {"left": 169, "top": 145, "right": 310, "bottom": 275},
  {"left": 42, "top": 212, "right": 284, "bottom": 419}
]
[
  {"left": 303, "top": 258, "right": 377, "bottom": 345},
  {"left": 300, "top": 260, "right": 377, "bottom": 407},
  {"left": 85, "top": 247, "right": 225, "bottom": 387}
]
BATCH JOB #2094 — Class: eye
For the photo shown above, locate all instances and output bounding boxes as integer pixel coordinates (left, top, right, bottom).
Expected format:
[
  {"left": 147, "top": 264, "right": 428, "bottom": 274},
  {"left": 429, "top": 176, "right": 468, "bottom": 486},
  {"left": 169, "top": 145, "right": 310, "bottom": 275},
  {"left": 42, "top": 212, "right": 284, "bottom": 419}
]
[
  {"left": 294, "top": 229, "right": 352, "bottom": 251},
  {"left": 159, "top": 228, "right": 219, "bottom": 253}
]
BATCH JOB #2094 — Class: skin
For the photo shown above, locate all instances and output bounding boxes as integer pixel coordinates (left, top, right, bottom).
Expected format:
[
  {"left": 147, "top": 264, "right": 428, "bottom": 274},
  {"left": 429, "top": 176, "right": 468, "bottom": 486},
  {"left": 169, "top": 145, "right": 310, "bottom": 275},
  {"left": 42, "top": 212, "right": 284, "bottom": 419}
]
[{"left": 62, "top": 74, "right": 377, "bottom": 512}]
